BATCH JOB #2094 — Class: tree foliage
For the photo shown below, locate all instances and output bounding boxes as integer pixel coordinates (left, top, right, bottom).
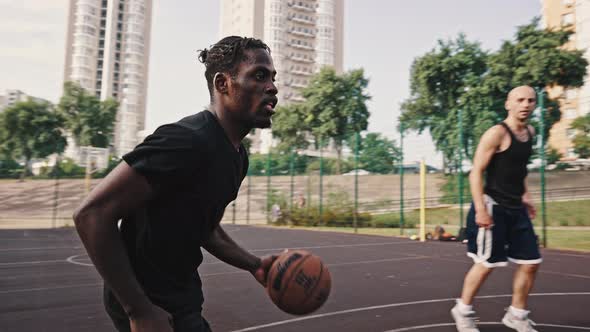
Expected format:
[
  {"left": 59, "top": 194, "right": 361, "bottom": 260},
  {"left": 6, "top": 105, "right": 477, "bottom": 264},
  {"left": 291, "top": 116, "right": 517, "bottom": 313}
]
[
  {"left": 571, "top": 114, "right": 590, "bottom": 158},
  {"left": 272, "top": 67, "right": 371, "bottom": 173},
  {"left": 57, "top": 81, "right": 118, "bottom": 148},
  {"left": 349, "top": 133, "right": 400, "bottom": 174},
  {"left": 0, "top": 100, "right": 66, "bottom": 179},
  {"left": 400, "top": 18, "right": 588, "bottom": 164}
]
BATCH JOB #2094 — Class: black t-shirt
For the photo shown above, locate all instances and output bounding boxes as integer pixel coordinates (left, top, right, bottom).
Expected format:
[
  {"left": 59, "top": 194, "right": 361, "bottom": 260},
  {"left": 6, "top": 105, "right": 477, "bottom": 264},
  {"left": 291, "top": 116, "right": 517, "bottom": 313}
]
[{"left": 119, "top": 110, "right": 248, "bottom": 315}]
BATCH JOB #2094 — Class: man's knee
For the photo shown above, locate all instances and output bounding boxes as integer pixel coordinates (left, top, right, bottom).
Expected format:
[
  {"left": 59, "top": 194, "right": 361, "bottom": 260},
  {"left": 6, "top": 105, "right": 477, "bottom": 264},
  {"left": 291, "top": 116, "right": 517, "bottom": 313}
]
[
  {"left": 473, "top": 262, "right": 494, "bottom": 275},
  {"left": 519, "top": 263, "right": 540, "bottom": 274}
]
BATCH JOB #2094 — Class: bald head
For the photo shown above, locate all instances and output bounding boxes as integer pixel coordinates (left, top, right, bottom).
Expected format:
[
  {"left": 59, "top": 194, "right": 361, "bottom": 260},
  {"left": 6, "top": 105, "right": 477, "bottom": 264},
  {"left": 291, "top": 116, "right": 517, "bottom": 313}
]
[
  {"left": 504, "top": 85, "right": 536, "bottom": 122},
  {"left": 507, "top": 86, "right": 536, "bottom": 102}
]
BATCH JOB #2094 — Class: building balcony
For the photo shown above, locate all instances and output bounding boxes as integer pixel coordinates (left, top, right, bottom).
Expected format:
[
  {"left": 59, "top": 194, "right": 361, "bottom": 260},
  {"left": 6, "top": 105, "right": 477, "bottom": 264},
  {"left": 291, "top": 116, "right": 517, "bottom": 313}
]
[
  {"left": 288, "top": 29, "right": 315, "bottom": 38},
  {"left": 291, "top": 69, "right": 312, "bottom": 76},
  {"left": 287, "top": 1, "right": 316, "bottom": 12},
  {"left": 289, "top": 54, "right": 315, "bottom": 63},
  {"left": 291, "top": 82, "right": 307, "bottom": 88},
  {"left": 288, "top": 15, "right": 315, "bottom": 25},
  {"left": 288, "top": 42, "right": 314, "bottom": 51}
]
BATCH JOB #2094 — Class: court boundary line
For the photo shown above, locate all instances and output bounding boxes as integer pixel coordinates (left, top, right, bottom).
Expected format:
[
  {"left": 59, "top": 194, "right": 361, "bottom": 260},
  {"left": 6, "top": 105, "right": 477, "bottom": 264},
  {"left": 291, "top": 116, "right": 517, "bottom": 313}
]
[
  {"left": 383, "top": 322, "right": 590, "bottom": 331},
  {"left": 229, "top": 292, "right": 590, "bottom": 332},
  {"left": 434, "top": 255, "right": 590, "bottom": 280}
]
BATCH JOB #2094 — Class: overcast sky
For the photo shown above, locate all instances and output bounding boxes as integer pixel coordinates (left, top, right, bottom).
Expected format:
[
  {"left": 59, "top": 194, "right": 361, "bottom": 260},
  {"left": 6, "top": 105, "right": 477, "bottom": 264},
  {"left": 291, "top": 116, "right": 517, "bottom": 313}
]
[{"left": 0, "top": 0, "right": 541, "bottom": 167}]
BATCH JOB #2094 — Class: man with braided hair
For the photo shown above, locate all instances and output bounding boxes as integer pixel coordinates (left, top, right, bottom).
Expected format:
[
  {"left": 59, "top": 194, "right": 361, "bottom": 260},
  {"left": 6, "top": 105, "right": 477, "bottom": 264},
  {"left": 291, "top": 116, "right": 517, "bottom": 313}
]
[{"left": 73, "top": 36, "right": 280, "bottom": 332}]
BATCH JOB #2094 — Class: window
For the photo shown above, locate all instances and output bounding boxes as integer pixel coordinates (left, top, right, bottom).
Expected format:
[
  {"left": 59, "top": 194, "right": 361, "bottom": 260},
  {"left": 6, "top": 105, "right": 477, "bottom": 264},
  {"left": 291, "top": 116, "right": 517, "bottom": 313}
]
[
  {"left": 564, "top": 108, "right": 578, "bottom": 119},
  {"left": 562, "top": 13, "right": 574, "bottom": 26}
]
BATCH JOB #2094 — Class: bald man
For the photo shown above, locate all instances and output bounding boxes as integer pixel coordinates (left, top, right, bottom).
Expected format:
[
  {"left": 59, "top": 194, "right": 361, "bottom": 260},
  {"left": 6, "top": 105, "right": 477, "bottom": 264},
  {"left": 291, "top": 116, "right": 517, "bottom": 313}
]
[{"left": 451, "top": 86, "right": 541, "bottom": 332}]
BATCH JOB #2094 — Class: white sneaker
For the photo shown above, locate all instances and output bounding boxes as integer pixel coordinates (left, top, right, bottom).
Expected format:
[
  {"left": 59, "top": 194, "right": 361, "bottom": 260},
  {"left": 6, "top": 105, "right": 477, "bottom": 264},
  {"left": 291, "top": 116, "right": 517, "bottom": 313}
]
[
  {"left": 502, "top": 309, "right": 538, "bottom": 332},
  {"left": 451, "top": 305, "right": 480, "bottom": 332}
]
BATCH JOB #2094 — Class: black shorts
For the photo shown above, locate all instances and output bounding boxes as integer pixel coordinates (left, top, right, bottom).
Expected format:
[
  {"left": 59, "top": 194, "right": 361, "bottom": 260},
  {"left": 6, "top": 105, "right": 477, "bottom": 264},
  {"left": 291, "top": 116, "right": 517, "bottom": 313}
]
[
  {"left": 103, "top": 285, "right": 212, "bottom": 332},
  {"left": 466, "top": 196, "right": 542, "bottom": 268}
]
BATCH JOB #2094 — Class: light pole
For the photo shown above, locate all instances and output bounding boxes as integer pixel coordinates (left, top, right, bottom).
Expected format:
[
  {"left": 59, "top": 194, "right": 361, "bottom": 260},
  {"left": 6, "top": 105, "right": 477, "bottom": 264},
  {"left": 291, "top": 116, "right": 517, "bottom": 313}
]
[{"left": 399, "top": 122, "right": 405, "bottom": 235}]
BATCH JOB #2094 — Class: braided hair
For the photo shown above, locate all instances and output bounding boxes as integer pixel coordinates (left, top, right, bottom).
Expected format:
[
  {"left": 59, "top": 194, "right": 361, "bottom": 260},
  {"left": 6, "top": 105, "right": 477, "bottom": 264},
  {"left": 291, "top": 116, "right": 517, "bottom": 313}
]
[{"left": 198, "top": 36, "right": 271, "bottom": 99}]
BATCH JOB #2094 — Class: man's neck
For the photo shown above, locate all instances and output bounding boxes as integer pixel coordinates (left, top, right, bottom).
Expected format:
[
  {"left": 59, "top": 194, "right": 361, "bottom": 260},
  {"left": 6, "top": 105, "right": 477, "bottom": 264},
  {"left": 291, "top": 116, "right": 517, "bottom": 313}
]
[
  {"left": 504, "top": 116, "right": 528, "bottom": 131},
  {"left": 208, "top": 105, "right": 249, "bottom": 150}
]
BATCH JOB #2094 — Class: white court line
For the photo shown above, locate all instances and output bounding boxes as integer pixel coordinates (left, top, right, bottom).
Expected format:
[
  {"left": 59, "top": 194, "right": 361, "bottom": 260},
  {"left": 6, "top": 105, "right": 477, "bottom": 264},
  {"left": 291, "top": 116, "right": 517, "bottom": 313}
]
[
  {"left": 197, "top": 256, "right": 431, "bottom": 278},
  {"left": 434, "top": 256, "right": 590, "bottom": 280},
  {"left": 66, "top": 242, "right": 421, "bottom": 267},
  {"left": 542, "top": 252, "right": 590, "bottom": 259},
  {"left": 229, "top": 292, "right": 590, "bottom": 332},
  {"left": 67, "top": 254, "right": 92, "bottom": 266},
  {"left": 60, "top": 253, "right": 590, "bottom": 281},
  {"left": 0, "top": 283, "right": 101, "bottom": 294},
  {"left": 383, "top": 322, "right": 590, "bottom": 331},
  {"left": 247, "top": 241, "right": 420, "bottom": 252},
  {"left": 0, "top": 246, "right": 82, "bottom": 252},
  {"left": 0, "top": 259, "right": 69, "bottom": 266}
]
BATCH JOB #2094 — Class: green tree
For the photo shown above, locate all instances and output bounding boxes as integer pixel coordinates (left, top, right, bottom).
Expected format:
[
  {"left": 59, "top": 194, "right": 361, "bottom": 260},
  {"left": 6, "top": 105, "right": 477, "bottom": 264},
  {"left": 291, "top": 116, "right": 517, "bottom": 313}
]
[
  {"left": 571, "top": 114, "right": 590, "bottom": 158},
  {"left": 401, "top": 18, "right": 588, "bottom": 163},
  {"left": 0, "top": 100, "right": 66, "bottom": 180},
  {"left": 302, "top": 68, "right": 371, "bottom": 173},
  {"left": 400, "top": 34, "right": 488, "bottom": 164},
  {"left": 247, "top": 152, "right": 311, "bottom": 176},
  {"left": 57, "top": 81, "right": 118, "bottom": 148},
  {"left": 350, "top": 133, "right": 400, "bottom": 174},
  {"left": 271, "top": 103, "right": 311, "bottom": 153}
]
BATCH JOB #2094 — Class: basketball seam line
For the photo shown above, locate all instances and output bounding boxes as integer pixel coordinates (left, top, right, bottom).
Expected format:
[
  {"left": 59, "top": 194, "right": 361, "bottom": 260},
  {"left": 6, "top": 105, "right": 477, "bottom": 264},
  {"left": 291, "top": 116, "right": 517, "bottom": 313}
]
[
  {"left": 278, "top": 253, "right": 312, "bottom": 307},
  {"left": 300, "top": 260, "right": 325, "bottom": 308}
]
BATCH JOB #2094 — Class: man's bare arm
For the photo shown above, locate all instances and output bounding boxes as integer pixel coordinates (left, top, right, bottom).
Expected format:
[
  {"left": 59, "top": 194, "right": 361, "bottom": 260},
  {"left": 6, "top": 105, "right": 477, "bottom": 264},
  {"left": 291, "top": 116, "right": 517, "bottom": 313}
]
[
  {"left": 469, "top": 126, "right": 504, "bottom": 227},
  {"left": 203, "top": 225, "right": 277, "bottom": 286},
  {"left": 73, "top": 162, "right": 170, "bottom": 329}
]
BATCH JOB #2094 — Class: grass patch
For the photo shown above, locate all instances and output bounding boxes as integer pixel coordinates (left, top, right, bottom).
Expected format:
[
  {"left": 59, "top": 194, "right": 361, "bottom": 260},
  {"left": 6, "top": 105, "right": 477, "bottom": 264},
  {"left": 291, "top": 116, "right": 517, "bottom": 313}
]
[{"left": 373, "top": 199, "right": 590, "bottom": 228}]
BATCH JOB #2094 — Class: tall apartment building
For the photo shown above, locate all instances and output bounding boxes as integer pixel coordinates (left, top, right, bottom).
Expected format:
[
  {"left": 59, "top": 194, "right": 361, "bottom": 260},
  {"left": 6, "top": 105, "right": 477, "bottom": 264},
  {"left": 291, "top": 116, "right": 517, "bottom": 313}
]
[
  {"left": 63, "top": 0, "right": 153, "bottom": 156},
  {"left": 542, "top": 0, "right": 590, "bottom": 159},
  {"left": 220, "top": 0, "right": 344, "bottom": 154}
]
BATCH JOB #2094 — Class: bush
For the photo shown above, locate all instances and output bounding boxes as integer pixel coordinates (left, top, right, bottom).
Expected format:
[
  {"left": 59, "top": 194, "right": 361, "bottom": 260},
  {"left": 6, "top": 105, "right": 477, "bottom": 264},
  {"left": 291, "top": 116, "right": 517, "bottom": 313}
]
[
  {"left": 0, "top": 158, "right": 22, "bottom": 179},
  {"left": 272, "top": 190, "right": 373, "bottom": 227},
  {"left": 36, "top": 158, "right": 86, "bottom": 179}
]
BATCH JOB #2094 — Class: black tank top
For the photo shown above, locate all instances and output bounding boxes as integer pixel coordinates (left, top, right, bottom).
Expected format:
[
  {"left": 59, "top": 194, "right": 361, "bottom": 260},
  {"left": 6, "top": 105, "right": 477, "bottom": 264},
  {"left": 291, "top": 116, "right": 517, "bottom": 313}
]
[{"left": 484, "top": 122, "right": 533, "bottom": 208}]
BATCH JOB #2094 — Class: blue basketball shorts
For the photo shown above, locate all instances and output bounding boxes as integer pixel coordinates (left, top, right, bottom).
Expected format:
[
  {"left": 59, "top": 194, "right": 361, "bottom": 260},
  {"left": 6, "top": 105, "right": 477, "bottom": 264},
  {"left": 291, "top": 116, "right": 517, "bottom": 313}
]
[{"left": 466, "top": 195, "right": 542, "bottom": 268}]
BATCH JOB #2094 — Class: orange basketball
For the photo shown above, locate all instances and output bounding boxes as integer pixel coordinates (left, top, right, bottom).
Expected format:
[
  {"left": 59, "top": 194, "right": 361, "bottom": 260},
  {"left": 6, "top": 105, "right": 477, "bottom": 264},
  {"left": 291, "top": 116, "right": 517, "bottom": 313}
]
[{"left": 266, "top": 249, "right": 331, "bottom": 315}]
